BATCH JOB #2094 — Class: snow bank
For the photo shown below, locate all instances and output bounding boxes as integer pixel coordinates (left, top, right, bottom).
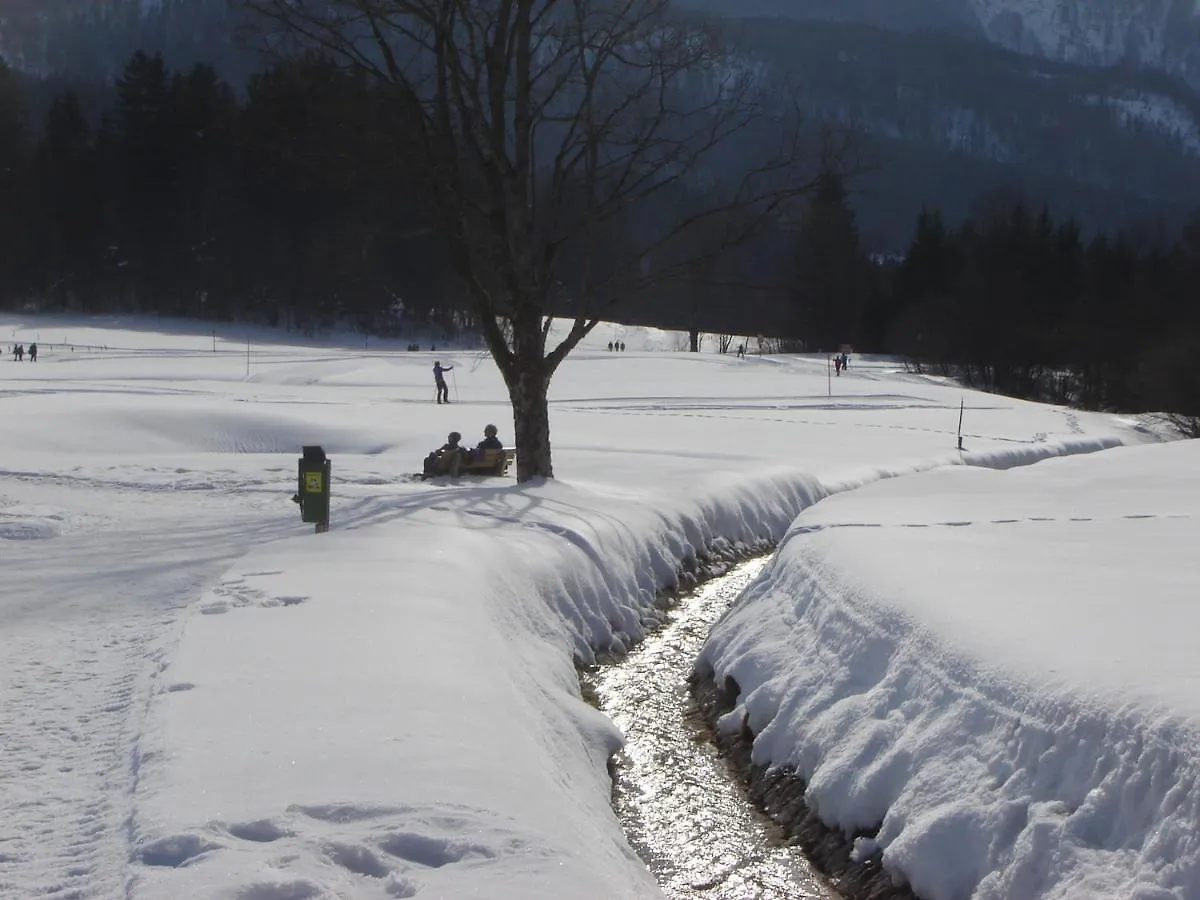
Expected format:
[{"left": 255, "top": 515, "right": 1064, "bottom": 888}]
[
  {"left": 132, "top": 444, "right": 1143, "bottom": 897},
  {"left": 2, "top": 313, "right": 1171, "bottom": 899},
  {"left": 700, "top": 441, "right": 1200, "bottom": 900}
]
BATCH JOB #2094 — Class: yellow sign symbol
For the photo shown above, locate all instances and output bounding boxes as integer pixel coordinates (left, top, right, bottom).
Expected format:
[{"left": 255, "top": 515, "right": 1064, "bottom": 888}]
[{"left": 305, "top": 472, "right": 323, "bottom": 493}]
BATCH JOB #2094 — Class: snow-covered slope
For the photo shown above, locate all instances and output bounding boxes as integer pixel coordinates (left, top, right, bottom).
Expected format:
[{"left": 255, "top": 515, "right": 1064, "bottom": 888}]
[{"left": 966, "top": 0, "right": 1200, "bottom": 87}]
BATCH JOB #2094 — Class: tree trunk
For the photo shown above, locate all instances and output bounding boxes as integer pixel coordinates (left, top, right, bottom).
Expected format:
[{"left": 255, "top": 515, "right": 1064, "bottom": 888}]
[
  {"left": 689, "top": 327, "right": 700, "bottom": 352},
  {"left": 509, "top": 370, "right": 553, "bottom": 481},
  {"left": 505, "top": 313, "right": 554, "bottom": 482}
]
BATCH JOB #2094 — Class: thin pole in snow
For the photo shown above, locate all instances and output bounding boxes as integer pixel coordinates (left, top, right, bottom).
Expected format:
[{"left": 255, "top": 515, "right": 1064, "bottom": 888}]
[
  {"left": 212, "top": 329, "right": 216, "bottom": 353},
  {"left": 452, "top": 368, "right": 459, "bottom": 402},
  {"left": 246, "top": 336, "right": 251, "bottom": 378},
  {"left": 827, "top": 355, "right": 832, "bottom": 399},
  {"left": 957, "top": 397, "right": 965, "bottom": 450}
]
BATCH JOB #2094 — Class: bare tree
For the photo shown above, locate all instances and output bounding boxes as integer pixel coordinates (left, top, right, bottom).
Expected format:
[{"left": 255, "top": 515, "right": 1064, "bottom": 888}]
[{"left": 245, "top": 0, "right": 835, "bottom": 480}]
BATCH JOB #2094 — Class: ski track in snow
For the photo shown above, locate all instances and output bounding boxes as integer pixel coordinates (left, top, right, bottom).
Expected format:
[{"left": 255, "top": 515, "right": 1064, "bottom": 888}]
[{"left": 0, "top": 515, "right": 297, "bottom": 899}]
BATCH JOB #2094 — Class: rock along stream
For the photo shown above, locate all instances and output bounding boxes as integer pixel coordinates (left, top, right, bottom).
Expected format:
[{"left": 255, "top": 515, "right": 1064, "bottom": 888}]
[{"left": 585, "top": 558, "right": 841, "bottom": 899}]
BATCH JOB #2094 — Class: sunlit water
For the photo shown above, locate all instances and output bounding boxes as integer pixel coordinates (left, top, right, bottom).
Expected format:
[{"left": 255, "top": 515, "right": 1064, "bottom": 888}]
[{"left": 586, "top": 559, "right": 839, "bottom": 899}]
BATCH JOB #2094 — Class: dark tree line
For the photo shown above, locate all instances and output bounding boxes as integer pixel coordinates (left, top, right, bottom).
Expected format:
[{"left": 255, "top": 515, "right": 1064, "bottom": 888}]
[
  {"left": 5, "top": 45, "right": 1200, "bottom": 442},
  {"left": 0, "top": 53, "right": 459, "bottom": 335},
  {"left": 875, "top": 199, "right": 1200, "bottom": 429},
  {"left": 779, "top": 174, "right": 1200, "bottom": 430}
]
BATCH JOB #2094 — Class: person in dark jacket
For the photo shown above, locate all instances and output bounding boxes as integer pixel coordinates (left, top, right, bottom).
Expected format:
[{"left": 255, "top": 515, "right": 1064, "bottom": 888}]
[
  {"left": 433, "top": 361, "right": 453, "bottom": 404},
  {"left": 476, "top": 424, "right": 503, "bottom": 451},
  {"left": 424, "top": 431, "right": 465, "bottom": 476}
]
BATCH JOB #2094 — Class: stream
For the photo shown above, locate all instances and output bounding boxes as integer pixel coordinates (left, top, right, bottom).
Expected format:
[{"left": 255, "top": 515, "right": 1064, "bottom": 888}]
[{"left": 586, "top": 558, "right": 840, "bottom": 899}]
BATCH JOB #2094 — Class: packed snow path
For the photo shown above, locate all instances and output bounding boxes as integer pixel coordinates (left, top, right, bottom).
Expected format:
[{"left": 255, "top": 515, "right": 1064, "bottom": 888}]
[{"left": 0, "top": 486, "right": 296, "bottom": 898}]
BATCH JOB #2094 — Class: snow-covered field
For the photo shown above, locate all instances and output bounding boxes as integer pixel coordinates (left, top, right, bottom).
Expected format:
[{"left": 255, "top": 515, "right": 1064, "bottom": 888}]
[{"left": 0, "top": 314, "right": 1191, "bottom": 900}]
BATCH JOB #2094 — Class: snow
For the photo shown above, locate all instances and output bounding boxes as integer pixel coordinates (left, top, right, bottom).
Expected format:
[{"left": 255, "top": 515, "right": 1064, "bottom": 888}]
[
  {"left": 967, "top": 0, "right": 1173, "bottom": 70},
  {"left": 1083, "top": 91, "right": 1200, "bottom": 156},
  {"left": 700, "top": 442, "right": 1200, "bottom": 899},
  {"left": 0, "top": 313, "right": 1190, "bottom": 899}
]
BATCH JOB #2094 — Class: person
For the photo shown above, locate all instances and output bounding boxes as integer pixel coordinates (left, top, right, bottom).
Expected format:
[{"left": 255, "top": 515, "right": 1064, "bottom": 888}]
[
  {"left": 736, "top": 343, "right": 745, "bottom": 359},
  {"left": 463, "top": 424, "right": 504, "bottom": 467},
  {"left": 433, "top": 360, "right": 453, "bottom": 404},
  {"left": 28, "top": 342, "right": 37, "bottom": 362},
  {"left": 476, "top": 424, "right": 503, "bottom": 452},
  {"left": 834, "top": 355, "right": 842, "bottom": 376},
  {"left": 423, "top": 431, "right": 465, "bottom": 476}
]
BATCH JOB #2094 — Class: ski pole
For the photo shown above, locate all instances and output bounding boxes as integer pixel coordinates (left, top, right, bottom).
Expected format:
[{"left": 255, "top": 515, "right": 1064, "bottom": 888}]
[{"left": 452, "top": 368, "right": 459, "bottom": 402}]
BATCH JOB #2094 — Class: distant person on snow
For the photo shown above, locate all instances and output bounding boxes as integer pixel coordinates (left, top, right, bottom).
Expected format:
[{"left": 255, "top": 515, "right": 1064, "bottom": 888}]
[
  {"left": 28, "top": 343, "right": 37, "bottom": 362},
  {"left": 14, "top": 344, "right": 23, "bottom": 362},
  {"left": 433, "top": 360, "right": 453, "bottom": 404}
]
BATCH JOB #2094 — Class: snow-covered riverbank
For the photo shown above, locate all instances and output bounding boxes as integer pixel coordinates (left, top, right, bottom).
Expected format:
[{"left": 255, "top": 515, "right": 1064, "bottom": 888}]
[{"left": 0, "top": 314, "right": 1184, "bottom": 899}]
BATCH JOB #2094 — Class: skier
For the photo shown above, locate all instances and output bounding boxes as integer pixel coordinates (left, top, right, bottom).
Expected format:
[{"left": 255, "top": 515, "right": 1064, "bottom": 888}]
[
  {"left": 28, "top": 342, "right": 37, "bottom": 362},
  {"left": 433, "top": 360, "right": 453, "bottom": 404}
]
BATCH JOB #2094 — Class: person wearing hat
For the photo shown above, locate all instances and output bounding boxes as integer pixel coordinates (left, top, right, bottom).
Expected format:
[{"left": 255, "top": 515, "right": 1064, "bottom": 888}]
[
  {"left": 423, "top": 431, "right": 465, "bottom": 476},
  {"left": 432, "top": 360, "right": 453, "bottom": 404},
  {"left": 476, "top": 424, "right": 503, "bottom": 452}
]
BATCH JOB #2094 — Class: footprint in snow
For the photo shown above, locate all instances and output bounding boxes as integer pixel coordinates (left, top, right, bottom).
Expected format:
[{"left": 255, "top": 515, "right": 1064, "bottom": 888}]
[
  {"left": 138, "top": 833, "right": 222, "bottom": 867},
  {"left": 236, "top": 880, "right": 324, "bottom": 900},
  {"left": 225, "top": 819, "right": 289, "bottom": 843},
  {"left": 325, "top": 841, "right": 392, "bottom": 878}
]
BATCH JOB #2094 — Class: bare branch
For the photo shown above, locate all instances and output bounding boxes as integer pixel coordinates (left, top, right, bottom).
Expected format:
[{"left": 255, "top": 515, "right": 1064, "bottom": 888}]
[{"left": 240, "top": 0, "right": 847, "bottom": 479}]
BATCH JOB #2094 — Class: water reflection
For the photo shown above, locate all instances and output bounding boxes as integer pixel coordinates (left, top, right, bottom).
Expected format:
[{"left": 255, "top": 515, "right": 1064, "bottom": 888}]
[{"left": 587, "top": 559, "right": 838, "bottom": 899}]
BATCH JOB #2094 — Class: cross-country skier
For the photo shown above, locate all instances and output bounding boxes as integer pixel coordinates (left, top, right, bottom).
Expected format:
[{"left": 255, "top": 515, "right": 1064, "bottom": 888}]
[{"left": 433, "top": 361, "right": 453, "bottom": 404}]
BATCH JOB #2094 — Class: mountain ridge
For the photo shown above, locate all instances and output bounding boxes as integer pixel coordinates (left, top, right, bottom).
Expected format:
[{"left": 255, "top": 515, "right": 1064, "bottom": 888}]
[
  {"left": 2, "top": 0, "right": 1197, "bottom": 246},
  {"left": 677, "top": 0, "right": 1200, "bottom": 90}
]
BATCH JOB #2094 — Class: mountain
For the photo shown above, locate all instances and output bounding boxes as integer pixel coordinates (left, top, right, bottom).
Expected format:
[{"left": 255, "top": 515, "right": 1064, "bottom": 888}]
[
  {"left": 6, "top": 0, "right": 1200, "bottom": 88},
  {"left": 679, "top": 0, "right": 1200, "bottom": 91},
  {"left": 967, "top": 0, "right": 1200, "bottom": 90},
  {"left": 2, "top": 0, "right": 1198, "bottom": 246},
  {"left": 0, "top": 0, "right": 249, "bottom": 83},
  {"left": 716, "top": 15, "right": 1200, "bottom": 245}
]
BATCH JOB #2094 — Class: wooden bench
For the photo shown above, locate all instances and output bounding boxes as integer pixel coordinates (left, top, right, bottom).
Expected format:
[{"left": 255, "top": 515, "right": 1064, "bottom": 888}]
[{"left": 458, "top": 446, "right": 515, "bottom": 477}]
